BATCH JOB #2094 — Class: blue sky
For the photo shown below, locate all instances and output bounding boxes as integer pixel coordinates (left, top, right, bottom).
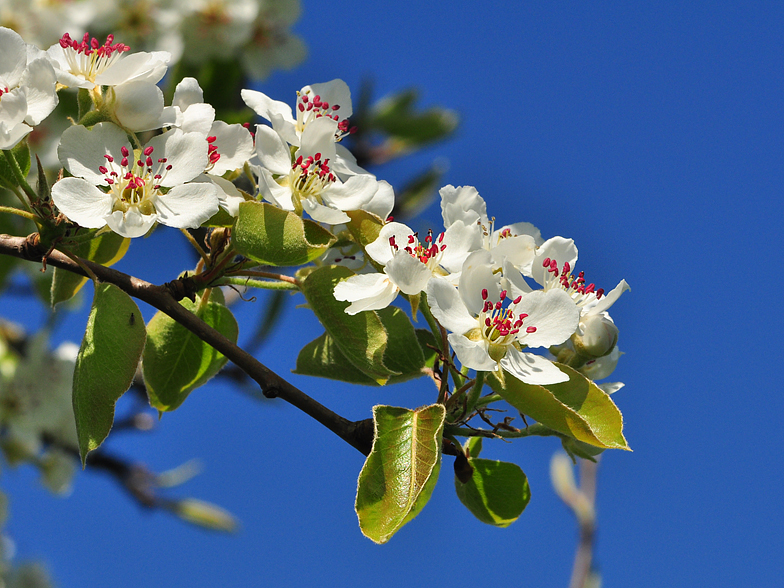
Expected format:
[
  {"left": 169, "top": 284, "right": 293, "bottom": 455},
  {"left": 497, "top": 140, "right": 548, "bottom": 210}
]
[{"left": 3, "top": 1, "right": 784, "bottom": 586}]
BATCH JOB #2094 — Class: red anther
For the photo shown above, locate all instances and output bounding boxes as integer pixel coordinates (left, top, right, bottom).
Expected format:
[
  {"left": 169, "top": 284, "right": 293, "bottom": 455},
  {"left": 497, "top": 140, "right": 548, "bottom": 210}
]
[
  {"left": 596, "top": 288, "right": 605, "bottom": 299},
  {"left": 306, "top": 103, "right": 313, "bottom": 111},
  {"left": 543, "top": 258, "right": 551, "bottom": 267},
  {"left": 563, "top": 262, "right": 570, "bottom": 274},
  {"left": 349, "top": 126, "right": 358, "bottom": 134},
  {"left": 585, "top": 284, "right": 595, "bottom": 293},
  {"left": 137, "top": 160, "right": 143, "bottom": 167},
  {"left": 315, "top": 152, "right": 321, "bottom": 160},
  {"left": 500, "top": 290, "right": 507, "bottom": 300},
  {"left": 121, "top": 146, "right": 129, "bottom": 157},
  {"left": 440, "top": 244, "right": 446, "bottom": 251},
  {"left": 386, "top": 215, "right": 394, "bottom": 222},
  {"left": 104, "top": 154, "right": 114, "bottom": 162},
  {"left": 298, "top": 103, "right": 305, "bottom": 112},
  {"left": 154, "top": 174, "right": 161, "bottom": 180},
  {"left": 513, "top": 295, "right": 522, "bottom": 304},
  {"left": 98, "top": 165, "right": 108, "bottom": 174},
  {"left": 301, "top": 95, "right": 308, "bottom": 103},
  {"left": 389, "top": 236, "right": 396, "bottom": 246},
  {"left": 121, "top": 157, "right": 128, "bottom": 167},
  {"left": 166, "top": 165, "right": 172, "bottom": 170},
  {"left": 332, "top": 104, "right": 340, "bottom": 110},
  {"left": 578, "top": 271, "right": 584, "bottom": 278},
  {"left": 482, "top": 288, "right": 488, "bottom": 300},
  {"left": 145, "top": 156, "right": 153, "bottom": 167},
  {"left": 321, "top": 102, "right": 329, "bottom": 110},
  {"left": 206, "top": 136, "right": 217, "bottom": 143},
  {"left": 495, "top": 301, "right": 502, "bottom": 310},
  {"left": 526, "top": 326, "right": 537, "bottom": 333},
  {"left": 513, "top": 320, "right": 523, "bottom": 328},
  {"left": 105, "top": 178, "right": 114, "bottom": 185},
  {"left": 408, "top": 234, "right": 415, "bottom": 244},
  {"left": 519, "top": 313, "right": 528, "bottom": 319}
]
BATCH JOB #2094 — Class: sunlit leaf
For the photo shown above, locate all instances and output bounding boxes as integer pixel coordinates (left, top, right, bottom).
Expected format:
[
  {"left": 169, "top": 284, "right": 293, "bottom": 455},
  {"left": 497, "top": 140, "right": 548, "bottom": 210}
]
[
  {"left": 143, "top": 289, "right": 238, "bottom": 412},
  {"left": 299, "top": 265, "right": 396, "bottom": 383},
  {"left": 454, "top": 457, "right": 530, "bottom": 527},
  {"left": 489, "top": 363, "right": 629, "bottom": 450},
  {"left": 356, "top": 404, "right": 445, "bottom": 543},
  {"left": 232, "top": 201, "right": 335, "bottom": 266},
  {"left": 73, "top": 283, "right": 146, "bottom": 466}
]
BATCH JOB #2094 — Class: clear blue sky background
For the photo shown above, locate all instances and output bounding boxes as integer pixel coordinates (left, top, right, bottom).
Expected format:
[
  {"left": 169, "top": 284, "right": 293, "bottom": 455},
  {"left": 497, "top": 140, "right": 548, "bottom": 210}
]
[{"left": 3, "top": 1, "right": 783, "bottom": 586}]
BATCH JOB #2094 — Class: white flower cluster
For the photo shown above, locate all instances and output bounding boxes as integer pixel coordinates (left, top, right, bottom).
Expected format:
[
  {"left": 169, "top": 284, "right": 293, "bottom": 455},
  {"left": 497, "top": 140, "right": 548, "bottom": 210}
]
[
  {"left": 333, "top": 184, "right": 630, "bottom": 387},
  {"left": 0, "top": 0, "right": 305, "bottom": 80}
]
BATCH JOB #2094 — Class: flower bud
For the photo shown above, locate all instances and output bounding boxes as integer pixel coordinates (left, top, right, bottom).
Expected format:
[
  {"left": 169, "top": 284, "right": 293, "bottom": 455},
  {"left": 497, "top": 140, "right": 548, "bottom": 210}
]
[
  {"left": 580, "top": 346, "right": 622, "bottom": 381},
  {"left": 572, "top": 313, "right": 618, "bottom": 359}
]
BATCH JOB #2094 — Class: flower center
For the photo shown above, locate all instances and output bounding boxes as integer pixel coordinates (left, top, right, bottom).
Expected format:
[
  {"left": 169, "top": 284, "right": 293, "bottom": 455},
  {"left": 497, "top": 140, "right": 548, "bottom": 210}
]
[
  {"left": 388, "top": 230, "right": 446, "bottom": 270},
  {"left": 296, "top": 91, "right": 357, "bottom": 140},
  {"left": 478, "top": 288, "right": 536, "bottom": 349},
  {"left": 58, "top": 32, "right": 130, "bottom": 83},
  {"left": 98, "top": 144, "right": 172, "bottom": 216},
  {"left": 541, "top": 258, "right": 605, "bottom": 303},
  {"left": 288, "top": 152, "right": 335, "bottom": 208}
]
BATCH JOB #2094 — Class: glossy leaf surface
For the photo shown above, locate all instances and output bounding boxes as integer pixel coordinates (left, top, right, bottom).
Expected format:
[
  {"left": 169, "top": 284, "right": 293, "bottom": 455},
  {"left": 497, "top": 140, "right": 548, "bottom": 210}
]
[{"left": 356, "top": 404, "right": 446, "bottom": 543}]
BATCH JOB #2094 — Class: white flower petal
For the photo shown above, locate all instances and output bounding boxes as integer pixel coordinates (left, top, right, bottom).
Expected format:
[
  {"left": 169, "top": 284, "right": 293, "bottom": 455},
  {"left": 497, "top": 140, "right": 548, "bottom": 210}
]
[
  {"left": 148, "top": 130, "right": 208, "bottom": 186},
  {"left": 112, "top": 81, "right": 165, "bottom": 132},
  {"left": 440, "top": 220, "right": 483, "bottom": 273},
  {"left": 209, "top": 121, "right": 254, "bottom": 175},
  {"left": 254, "top": 124, "right": 292, "bottom": 174},
  {"left": 362, "top": 179, "right": 394, "bottom": 220},
  {"left": 532, "top": 236, "right": 579, "bottom": 287},
  {"left": 20, "top": 58, "right": 58, "bottom": 126},
  {"left": 426, "top": 277, "right": 477, "bottom": 335},
  {"left": 301, "top": 80, "right": 352, "bottom": 119},
  {"left": 583, "top": 279, "right": 631, "bottom": 316},
  {"left": 322, "top": 173, "right": 378, "bottom": 212},
  {"left": 301, "top": 199, "right": 350, "bottom": 224},
  {"left": 0, "top": 27, "right": 27, "bottom": 86},
  {"left": 448, "top": 333, "right": 496, "bottom": 372},
  {"left": 57, "top": 122, "right": 129, "bottom": 184},
  {"left": 172, "top": 77, "right": 204, "bottom": 110},
  {"left": 385, "top": 252, "right": 432, "bottom": 295},
  {"left": 299, "top": 115, "right": 337, "bottom": 161},
  {"left": 500, "top": 349, "right": 569, "bottom": 385},
  {"left": 51, "top": 177, "right": 112, "bottom": 229},
  {"left": 334, "top": 273, "right": 398, "bottom": 315},
  {"left": 440, "top": 184, "right": 487, "bottom": 228},
  {"left": 241, "top": 89, "right": 295, "bottom": 125},
  {"left": 458, "top": 249, "right": 499, "bottom": 316},
  {"left": 107, "top": 208, "right": 156, "bottom": 238},
  {"left": 516, "top": 289, "right": 580, "bottom": 348},
  {"left": 154, "top": 182, "right": 219, "bottom": 229},
  {"left": 366, "top": 222, "right": 413, "bottom": 266}
]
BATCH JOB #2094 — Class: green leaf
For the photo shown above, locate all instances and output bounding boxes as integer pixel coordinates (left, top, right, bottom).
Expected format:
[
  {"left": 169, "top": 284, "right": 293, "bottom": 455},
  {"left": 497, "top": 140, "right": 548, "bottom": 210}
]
[
  {"left": 489, "top": 363, "right": 629, "bottom": 450},
  {"left": 345, "top": 209, "right": 385, "bottom": 248},
  {"left": 73, "top": 283, "right": 146, "bottom": 466},
  {"left": 454, "top": 458, "right": 531, "bottom": 527},
  {"left": 294, "top": 312, "right": 431, "bottom": 385},
  {"left": 51, "top": 232, "right": 130, "bottom": 307},
  {"left": 356, "top": 404, "right": 446, "bottom": 543},
  {"left": 142, "top": 289, "right": 238, "bottom": 412},
  {"left": 370, "top": 89, "right": 458, "bottom": 146},
  {"left": 299, "top": 265, "right": 396, "bottom": 383},
  {"left": 232, "top": 201, "right": 336, "bottom": 266},
  {"left": 0, "top": 142, "right": 31, "bottom": 189}
]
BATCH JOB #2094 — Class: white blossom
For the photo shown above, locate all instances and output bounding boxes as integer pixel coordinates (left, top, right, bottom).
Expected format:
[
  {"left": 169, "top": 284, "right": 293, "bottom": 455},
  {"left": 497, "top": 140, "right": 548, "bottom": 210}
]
[{"left": 52, "top": 122, "right": 218, "bottom": 237}]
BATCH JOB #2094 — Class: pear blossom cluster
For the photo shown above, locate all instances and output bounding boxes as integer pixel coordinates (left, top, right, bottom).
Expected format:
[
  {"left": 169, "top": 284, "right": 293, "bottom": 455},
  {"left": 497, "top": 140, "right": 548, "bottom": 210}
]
[
  {"left": 333, "top": 184, "right": 630, "bottom": 387},
  {"left": 0, "top": 20, "right": 628, "bottom": 393},
  {"left": 0, "top": 0, "right": 305, "bottom": 82}
]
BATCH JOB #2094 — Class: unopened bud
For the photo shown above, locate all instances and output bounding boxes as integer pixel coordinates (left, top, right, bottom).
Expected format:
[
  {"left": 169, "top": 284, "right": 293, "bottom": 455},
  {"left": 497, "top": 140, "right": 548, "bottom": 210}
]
[
  {"left": 572, "top": 313, "right": 618, "bottom": 359},
  {"left": 580, "top": 346, "right": 622, "bottom": 381}
]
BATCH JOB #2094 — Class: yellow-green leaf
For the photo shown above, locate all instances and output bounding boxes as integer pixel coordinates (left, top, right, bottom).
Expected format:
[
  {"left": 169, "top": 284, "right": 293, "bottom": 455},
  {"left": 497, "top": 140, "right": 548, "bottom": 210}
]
[
  {"left": 356, "top": 404, "right": 445, "bottom": 543},
  {"left": 73, "top": 283, "right": 146, "bottom": 466},
  {"left": 489, "top": 363, "right": 629, "bottom": 450},
  {"left": 232, "top": 201, "right": 336, "bottom": 266},
  {"left": 143, "top": 290, "right": 238, "bottom": 412},
  {"left": 454, "top": 457, "right": 530, "bottom": 527}
]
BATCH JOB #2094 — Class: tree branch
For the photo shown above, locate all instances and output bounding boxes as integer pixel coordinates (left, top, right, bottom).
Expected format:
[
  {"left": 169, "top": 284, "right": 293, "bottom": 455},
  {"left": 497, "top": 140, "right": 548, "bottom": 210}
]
[{"left": 0, "top": 233, "right": 374, "bottom": 456}]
